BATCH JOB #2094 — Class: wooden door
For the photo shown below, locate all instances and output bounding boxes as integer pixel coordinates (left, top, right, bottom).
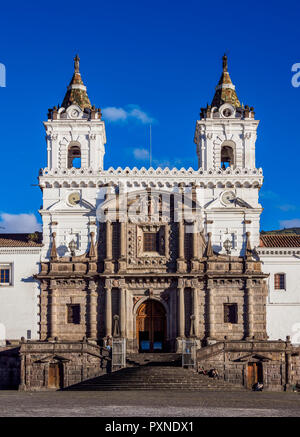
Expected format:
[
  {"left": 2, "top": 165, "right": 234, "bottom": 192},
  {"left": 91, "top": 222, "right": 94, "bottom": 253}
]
[
  {"left": 136, "top": 300, "right": 166, "bottom": 352},
  {"left": 247, "top": 362, "right": 263, "bottom": 389},
  {"left": 48, "top": 363, "right": 63, "bottom": 389}
]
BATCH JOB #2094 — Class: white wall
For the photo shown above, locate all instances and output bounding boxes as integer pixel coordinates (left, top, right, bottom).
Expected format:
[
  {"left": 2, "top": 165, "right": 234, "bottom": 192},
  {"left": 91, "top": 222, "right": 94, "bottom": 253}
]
[
  {"left": 0, "top": 248, "right": 41, "bottom": 340},
  {"left": 259, "top": 252, "right": 300, "bottom": 344}
]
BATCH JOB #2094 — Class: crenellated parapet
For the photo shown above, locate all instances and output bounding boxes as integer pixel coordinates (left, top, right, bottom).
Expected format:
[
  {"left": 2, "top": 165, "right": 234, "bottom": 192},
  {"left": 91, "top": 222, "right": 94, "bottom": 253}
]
[{"left": 39, "top": 166, "right": 263, "bottom": 189}]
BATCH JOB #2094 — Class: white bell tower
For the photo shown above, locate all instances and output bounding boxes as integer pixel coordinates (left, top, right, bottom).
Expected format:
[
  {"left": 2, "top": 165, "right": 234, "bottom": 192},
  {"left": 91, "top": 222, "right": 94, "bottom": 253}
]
[
  {"left": 44, "top": 55, "right": 106, "bottom": 171},
  {"left": 194, "top": 55, "right": 263, "bottom": 255},
  {"left": 39, "top": 55, "right": 106, "bottom": 260},
  {"left": 194, "top": 54, "right": 258, "bottom": 171}
]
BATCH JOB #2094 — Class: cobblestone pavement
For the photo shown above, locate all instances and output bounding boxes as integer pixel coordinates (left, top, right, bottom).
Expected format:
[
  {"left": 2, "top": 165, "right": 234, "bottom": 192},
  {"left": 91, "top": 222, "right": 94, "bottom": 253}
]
[{"left": 0, "top": 390, "right": 299, "bottom": 417}]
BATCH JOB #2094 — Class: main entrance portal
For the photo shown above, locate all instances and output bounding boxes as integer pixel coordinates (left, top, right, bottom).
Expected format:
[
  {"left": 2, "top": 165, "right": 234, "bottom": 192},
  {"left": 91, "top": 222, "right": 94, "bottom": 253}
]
[{"left": 136, "top": 300, "right": 166, "bottom": 352}]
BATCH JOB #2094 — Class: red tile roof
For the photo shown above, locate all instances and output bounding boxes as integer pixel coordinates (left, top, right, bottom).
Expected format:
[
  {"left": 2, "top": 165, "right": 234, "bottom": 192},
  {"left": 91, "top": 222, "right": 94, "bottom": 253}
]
[
  {"left": 260, "top": 234, "right": 300, "bottom": 248},
  {"left": 0, "top": 233, "right": 43, "bottom": 247}
]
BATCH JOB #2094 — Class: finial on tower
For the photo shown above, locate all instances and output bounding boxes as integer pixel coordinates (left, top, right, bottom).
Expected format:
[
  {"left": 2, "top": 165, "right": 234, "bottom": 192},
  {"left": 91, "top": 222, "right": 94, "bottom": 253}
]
[
  {"left": 222, "top": 54, "right": 228, "bottom": 72},
  {"left": 74, "top": 54, "right": 80, "bottom": 73}
]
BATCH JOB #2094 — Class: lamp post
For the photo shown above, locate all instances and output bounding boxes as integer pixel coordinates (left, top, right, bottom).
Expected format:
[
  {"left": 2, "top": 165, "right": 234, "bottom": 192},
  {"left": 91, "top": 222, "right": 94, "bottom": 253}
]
[
  {"left": 223, "top": 238, "right": 232, "bottom": 255},
  {"left": 69, "top": 239, "right": 77, "bottom": 257}
]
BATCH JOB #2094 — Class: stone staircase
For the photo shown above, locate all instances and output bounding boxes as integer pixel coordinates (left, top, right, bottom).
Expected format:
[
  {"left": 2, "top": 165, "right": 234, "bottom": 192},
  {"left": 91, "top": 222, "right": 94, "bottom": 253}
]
[{"left": 65, "top": 353, "right": 245, "bottom": 391}]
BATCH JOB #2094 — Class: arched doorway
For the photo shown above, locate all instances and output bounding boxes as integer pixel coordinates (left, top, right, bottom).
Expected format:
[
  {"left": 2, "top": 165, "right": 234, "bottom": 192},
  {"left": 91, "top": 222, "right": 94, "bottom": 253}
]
[{"left": 136, "top": 300, "right": 166, "bottom": 352}]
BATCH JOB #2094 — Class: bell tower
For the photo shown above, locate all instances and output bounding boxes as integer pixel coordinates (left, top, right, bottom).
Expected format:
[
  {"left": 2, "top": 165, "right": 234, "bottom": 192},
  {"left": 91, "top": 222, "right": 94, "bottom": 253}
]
[
  {"left": 194, "top": 54, "right": 258, "bottom": 171},
  {"left": 194, "top": 55, "right": 263, "bottom": 254},
  {"left": 39, "top": 55, "right": 106, "bottom": 260},
  {"left": 44, "top": 55, "right": 106, "bottom": 171}
]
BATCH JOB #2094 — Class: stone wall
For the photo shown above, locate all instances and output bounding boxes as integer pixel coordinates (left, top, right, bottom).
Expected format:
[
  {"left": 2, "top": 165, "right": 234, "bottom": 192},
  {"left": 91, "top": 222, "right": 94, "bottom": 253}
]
[
  {"left": 19, "top": 340, "right": 106, "bottom": 391},
  {"left": 196, "top": 340, "right": 300, "bottom": 391}
]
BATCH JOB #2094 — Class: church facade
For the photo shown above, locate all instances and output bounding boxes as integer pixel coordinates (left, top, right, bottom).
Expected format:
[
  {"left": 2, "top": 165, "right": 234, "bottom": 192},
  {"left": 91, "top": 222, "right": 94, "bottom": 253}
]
[
  {"left": 0, "top": 55, "right": 299, "bottom": 391},
  {"left": 37, "top": 54, "right": 267, "bottom": 353}
]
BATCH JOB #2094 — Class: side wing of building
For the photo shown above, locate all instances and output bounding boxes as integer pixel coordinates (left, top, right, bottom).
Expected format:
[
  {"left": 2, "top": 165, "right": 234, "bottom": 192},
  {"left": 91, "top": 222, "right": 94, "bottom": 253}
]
[
  {"left": 258, "top": 234, "right": 300, "bottom": 345},
  {"left": 0, "top": 233, "right": 42, "bottom": 342}
]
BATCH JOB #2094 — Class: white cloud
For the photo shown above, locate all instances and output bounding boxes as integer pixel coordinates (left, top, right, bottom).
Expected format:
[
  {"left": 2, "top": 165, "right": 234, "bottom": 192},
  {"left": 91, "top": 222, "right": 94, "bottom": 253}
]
[
  {"left": 279, "top": 218, "right": 300, "bottom": 228},
  {"left": 0, "top": 213, "right": 42, "bottom": 233},
  {"left": 102, "top": 105, "right": 154, "bottom": 124},
  {"left": 101, "top": 107, "right": 128, "bottom": 122},
  {"left": 278, "top": 204, "right": 296, "bottom": 212},
  {"left": 133, "top": 148, "right": 149, "bottom": 160},
  {"left": 260, "top": 190, "right": 279, "bottom": 200}
]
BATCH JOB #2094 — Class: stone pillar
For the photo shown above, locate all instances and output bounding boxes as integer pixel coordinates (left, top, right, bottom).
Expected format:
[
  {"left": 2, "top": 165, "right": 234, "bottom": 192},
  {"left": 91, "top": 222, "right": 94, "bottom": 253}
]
[
  {"left": 120, "top": 287, "right": 126, "bottom": 337},
  {"left": 105, "top": 280, "right": 112, "bottom": 337},
  {"left": 246, "top": 279, "right": 254, "bottom": 340},
  {"left": 192, "top": 286, "right": 199, "bottom": 337},
  {"left": 192, "top": 222, "right": 198, "bottom": 259},
  {"left": 191, "top": 222, "right": 199, "bottom": 271},
  {"left": 106, "top": 220, "right": 112, "bottom": 258},
  {"left": 120, "top": 222, "right": 126, "bottom": 258},
  {"left": 177, "top": 221, "right": 186, "bottom": 272},
  {"left": 19, "top": 353, "right": 26, "bottom": 391},
  {"left": 89, "top": 280, "right": 97, "bottom": 340},
  {"left": 207, "top": 280, "right": 216, "bottom": 342},
  {"left": 118, "top": 221, "right": 126, "bottom": 272},
  {"left": 105, "top": 221, "right": 114, "bottom": 273},
  {"left": 50, "top": 284, "right": 58, "bottom": 339},
  {"left": 40, "top": 282, "right": 48, "bottom": 340},
  {"left": 178, "top": 280, "right": 185, "bottom": 338},
  {"left": 178, "top": 221, "right": 184, "bottom": 258},
  {"left": 286, "top": 352, "right": 292, "bottom": 390}
]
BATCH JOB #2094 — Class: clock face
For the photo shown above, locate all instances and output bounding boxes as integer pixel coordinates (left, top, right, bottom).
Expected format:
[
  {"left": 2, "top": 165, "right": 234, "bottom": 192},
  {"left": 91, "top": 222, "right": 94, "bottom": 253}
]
[
  {"left": 68, "top": 192, "right": 80, "bottom": 206},
  {"left": 221, "top": 191, "right": 235, "bottom": 205},
  {"left": 223, "top": 108, "right": 233, "bottom": 117}
]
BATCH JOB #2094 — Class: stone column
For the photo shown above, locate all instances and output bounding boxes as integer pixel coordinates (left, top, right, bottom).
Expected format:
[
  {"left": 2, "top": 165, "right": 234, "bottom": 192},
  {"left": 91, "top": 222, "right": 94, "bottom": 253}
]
[
  {"left": 178, "top": 221, "right": 184, "bottom": 258},
  {"left": 106, "top": 220, "right": 112, "bottom": 259},
  {"left": 246, "top": 279, "right": 254, "bottom": 339},
  {"left": 118, "top": 221, "right": 126, "bottom": 272},
  {"left": 177, "top": 221, "right": 186, "bottom": 272},
  {"left": 40, "top": 282, "right": 48, "bottom": 340},
  {"left": 120, "top": 222, "right": 126, "bottom": 258},
  {"left": 191, "top": 222, "right": 199, "bottom": 271},
  {"left": 286, "top": 351, "right": 292, "bottom": 388},
  {"left": 192, "top": 222, "right": 198, "bottom": 259},
  {"left": 105, "top": 280, "right": 112, "bottom": 337},
  {"left": 192, "top": 286, "right": 199, "bottom": 337},
  {"left": 207, "top": 280, "right": 215, "bottom": 341},
  {"left": 105, "top": 221, "right": 114, "bottom": 273},
  {"left": 178, "top": 280, "right": 185, "bottom": 338},
  {"left": 50, "top": 284, "right": 58, "bottom": 339},
  {"left": 120, "top": 287, "right": 126, "bottom": 337},
  {"left": 19, "top": 353, "right": 26, "bottom": 391},
  {"left": 89, "top": 280, "right": 97, "bottom": 340}
]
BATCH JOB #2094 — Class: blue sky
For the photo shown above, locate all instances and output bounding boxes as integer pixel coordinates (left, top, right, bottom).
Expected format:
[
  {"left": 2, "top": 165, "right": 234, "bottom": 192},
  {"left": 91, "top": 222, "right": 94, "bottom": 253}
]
[{"left": 0, "top": 0, "right": 300, "bottom": 232}]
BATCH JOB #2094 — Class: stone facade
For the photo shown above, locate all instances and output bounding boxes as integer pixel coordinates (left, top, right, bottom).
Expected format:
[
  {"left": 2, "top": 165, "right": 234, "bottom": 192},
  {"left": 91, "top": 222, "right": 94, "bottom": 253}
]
[
  {"left": 1, "top": 55, "right": 299, "bottom": 392},
  {"left": 19, "top": 341, "right": 105, "bottom": 391},
  {"left": 196, "top": 340, "right": 300, "bottom": 391}
]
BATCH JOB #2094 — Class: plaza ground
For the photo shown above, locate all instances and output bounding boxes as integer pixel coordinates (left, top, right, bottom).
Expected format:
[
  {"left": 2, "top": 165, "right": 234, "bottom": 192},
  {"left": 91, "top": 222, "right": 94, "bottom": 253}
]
[{"left": 0, "top": 390, "right": 299, "bottom": 417}]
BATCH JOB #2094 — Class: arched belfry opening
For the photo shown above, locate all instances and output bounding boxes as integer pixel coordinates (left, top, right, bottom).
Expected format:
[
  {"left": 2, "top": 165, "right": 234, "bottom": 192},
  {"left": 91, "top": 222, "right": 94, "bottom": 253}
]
[
  {"left": 68, "top": 142, "right": 81, "bottom": 168},
  {"left": 221, "top": 141, "right": 235, "bottom": 169},
  {"left": 136, "top": 299, "right": 166, "bottom": 353}
]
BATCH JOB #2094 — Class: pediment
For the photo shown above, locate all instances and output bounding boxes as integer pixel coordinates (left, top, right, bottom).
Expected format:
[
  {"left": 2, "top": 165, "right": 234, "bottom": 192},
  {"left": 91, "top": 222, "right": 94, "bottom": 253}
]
[
  {"left": 33, "top": 354, "right": 71, "bottom": 364},
  {"left": 47, "top": 198, "right": 95, "bottom": 212},
  {"left": 234, "top": 353, "right": 273, "bottom": 363},
  {"left": 205, "top": 195, "right": 253, "bottom": 210}
]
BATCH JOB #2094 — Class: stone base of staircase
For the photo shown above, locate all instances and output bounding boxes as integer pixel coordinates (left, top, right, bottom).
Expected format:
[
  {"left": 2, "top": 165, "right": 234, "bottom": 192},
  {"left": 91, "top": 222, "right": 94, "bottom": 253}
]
[{"left": 65, "top": 353, "right": 246, "bottom": 392}]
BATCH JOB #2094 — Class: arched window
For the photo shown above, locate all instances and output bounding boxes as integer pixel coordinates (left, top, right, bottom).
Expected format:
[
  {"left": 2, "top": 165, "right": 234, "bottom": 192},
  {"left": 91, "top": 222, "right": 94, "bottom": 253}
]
[
  {"left": 221, "top": 142, "right": 235, "bottom": 169},
  {"left": 68, "top": 142, "right": 81, "bottom": 168}
]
